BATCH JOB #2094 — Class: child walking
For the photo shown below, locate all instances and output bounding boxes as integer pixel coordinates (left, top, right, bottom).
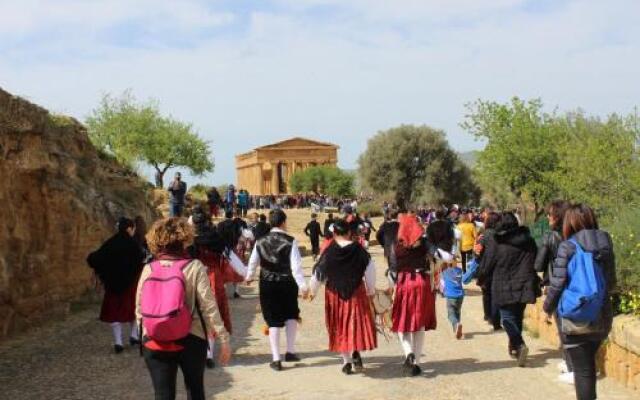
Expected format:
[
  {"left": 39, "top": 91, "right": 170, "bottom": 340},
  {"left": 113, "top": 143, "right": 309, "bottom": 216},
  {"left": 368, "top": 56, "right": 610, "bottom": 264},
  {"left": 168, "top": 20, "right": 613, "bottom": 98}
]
[{"left": 442, "top": 262, "right": 464, "bottom": 339}]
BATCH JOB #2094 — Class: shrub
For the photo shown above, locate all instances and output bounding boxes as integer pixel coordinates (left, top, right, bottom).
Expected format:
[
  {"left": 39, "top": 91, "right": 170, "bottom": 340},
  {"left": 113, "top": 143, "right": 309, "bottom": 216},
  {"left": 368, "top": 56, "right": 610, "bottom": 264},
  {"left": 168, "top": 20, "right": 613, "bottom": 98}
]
[
  {"left": 603, "top": 207, "right": 640, "bottom": 315},
  {"left": 189, "top": 184, "right": 208, "bottom": 202},
  {"left": 357, "top": 201, "right": 384, "bottom": 218}
]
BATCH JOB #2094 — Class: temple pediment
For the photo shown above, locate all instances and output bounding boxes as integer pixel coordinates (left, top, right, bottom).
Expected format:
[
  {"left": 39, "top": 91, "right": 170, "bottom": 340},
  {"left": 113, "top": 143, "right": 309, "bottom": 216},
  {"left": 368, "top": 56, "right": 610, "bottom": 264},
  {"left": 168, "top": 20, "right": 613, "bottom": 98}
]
[{"left": 254, "top": 137, "right": 339, "bottom": 151}]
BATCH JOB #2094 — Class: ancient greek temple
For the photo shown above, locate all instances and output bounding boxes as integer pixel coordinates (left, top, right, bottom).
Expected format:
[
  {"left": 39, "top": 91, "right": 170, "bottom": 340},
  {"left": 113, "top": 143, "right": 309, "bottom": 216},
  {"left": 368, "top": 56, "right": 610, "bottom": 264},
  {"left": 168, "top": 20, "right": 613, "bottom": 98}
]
[{"left": 235, "top": 137, "right": 339, "bottom": 195}]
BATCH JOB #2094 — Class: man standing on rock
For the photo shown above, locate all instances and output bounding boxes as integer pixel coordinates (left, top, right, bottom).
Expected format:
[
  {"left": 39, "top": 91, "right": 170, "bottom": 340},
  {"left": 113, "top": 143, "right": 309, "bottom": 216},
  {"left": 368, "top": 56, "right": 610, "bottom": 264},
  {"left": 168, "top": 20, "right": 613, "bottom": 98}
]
[{"left": 167, "top": 172, "right": 187, "bottom": 217}]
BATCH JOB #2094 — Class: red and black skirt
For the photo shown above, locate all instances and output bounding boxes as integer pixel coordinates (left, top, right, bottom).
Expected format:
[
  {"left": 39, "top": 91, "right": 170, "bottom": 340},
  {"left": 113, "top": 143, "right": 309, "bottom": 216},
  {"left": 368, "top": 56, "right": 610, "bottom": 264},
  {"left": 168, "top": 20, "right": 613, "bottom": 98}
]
[
  {"left": 100, "top": 283, "right": 137, "bottom": 323},
  {"left": 391, "top": 271, "right": 437, "bottom": 333},
  {"left": 325, "top": 283, "right": 377, "bottom": 353}
]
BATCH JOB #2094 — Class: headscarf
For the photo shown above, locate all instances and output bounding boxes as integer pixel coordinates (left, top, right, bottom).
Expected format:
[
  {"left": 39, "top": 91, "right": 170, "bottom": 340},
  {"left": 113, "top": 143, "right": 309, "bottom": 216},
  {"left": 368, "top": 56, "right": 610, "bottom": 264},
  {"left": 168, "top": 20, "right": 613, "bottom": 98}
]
[{"left": 397, "top": 213, "right": 423, "bottom": 247}]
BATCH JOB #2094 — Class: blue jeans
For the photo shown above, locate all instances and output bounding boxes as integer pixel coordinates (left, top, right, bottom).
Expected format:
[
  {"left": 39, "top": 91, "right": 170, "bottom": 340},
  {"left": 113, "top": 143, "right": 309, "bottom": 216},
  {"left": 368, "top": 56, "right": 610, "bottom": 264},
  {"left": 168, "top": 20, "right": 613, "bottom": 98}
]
[
  {"left": 170, "top": 203, "right": 184, "bottom": 217},
  {"left": 499, "top": 303, "right": 526, "bottom": 348},
  {"left": 446, "top": 297, "right": 464, "bottom": 329}
]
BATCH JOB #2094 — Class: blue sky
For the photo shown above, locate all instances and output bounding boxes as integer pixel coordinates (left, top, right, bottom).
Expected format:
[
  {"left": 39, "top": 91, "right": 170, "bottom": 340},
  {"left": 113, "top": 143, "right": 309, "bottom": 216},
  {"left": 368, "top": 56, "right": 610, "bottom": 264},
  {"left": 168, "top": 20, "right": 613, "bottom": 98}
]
[{"left": 1, "top": 0, "right": 639, "bottom": 185}]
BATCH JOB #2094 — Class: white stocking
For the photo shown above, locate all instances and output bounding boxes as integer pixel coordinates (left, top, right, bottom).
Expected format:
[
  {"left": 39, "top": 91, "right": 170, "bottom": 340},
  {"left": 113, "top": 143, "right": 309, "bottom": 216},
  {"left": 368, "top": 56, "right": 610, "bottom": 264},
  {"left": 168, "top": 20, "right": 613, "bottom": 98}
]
[
  {"left": 413, "top": 331, "right": 425, "bottom": 364},
  {"left": 285, "top": 319, "right": 298, "bottom": 354},
  {"left": 398, "top": 332, "right": 413, "bottom": 357},
  {"left": 207, "top": 338, "right": 216, "bottom": 359},
  {"left": 269, "top": 327, "right": 281, "bottom": 361},
  {"left": 341, "top": 352, "right": 352, "bottom": 365},
  {"left": 110, "top": 322, "right": 123, "bottom": 346},
  {"left": 129, "top": 321, "right": 139, "bottom": 340}
]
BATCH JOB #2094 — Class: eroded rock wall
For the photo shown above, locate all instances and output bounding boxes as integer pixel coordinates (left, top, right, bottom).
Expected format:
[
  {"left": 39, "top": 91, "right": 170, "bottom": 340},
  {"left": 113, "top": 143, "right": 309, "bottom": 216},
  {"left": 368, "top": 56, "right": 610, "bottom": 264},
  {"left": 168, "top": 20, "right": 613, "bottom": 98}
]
[{"left": 0, "top": 87, "right": 157, "bottom": 338}]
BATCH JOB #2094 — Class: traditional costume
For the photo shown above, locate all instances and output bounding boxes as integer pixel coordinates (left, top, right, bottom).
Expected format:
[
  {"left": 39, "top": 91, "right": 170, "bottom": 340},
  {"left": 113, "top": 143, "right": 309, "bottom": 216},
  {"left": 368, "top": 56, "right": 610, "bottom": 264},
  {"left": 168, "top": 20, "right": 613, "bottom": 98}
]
[
  {"left": 310, "top": 238, "right": 377, "bottom": 374},
  {"left": 87, "top": 230, "right": 144, "bottom": 352},
  {"left": 191, "top": 225, "right": 248, "bottom": 367},
  {"left": 389, "top": 213, "right": 436, "bottom": 376},
  {"left": 247, "top": 227, "right": 308, "bottom": 370}
]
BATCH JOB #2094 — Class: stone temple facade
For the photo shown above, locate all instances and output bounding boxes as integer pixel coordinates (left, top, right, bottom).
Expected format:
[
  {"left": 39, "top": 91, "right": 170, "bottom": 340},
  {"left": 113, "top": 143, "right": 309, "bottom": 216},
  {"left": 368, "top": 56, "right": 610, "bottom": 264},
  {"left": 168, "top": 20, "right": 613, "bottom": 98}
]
[{"left": 235, "top": 137, "right": 339, "bottom": 195}]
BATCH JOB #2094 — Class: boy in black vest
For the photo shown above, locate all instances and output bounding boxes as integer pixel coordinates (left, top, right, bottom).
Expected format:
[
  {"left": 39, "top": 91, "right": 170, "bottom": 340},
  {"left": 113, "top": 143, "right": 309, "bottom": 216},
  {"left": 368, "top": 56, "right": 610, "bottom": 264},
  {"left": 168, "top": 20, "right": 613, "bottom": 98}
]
[
  {"left": 304, "top": 213, "right": 322, "bottom": 261},
  {"left": 246, "top": 209, "right": 309, "bottom": 371}
]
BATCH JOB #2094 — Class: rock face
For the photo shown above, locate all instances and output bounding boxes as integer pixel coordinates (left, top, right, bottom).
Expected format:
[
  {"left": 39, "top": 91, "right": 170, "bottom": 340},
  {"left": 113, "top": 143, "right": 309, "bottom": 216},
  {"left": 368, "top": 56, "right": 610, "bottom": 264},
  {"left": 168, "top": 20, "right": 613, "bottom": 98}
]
[{"left": 0, "top": 87, "right": 157, "bottom": 339}]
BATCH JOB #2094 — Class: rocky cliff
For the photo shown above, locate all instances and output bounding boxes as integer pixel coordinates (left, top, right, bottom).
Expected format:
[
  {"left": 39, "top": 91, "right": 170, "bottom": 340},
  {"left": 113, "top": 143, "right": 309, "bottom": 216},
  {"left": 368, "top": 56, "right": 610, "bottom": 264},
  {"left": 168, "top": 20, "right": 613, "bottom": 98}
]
[{"left": 0, "top": 87, "right": 157, "bottom": 338}]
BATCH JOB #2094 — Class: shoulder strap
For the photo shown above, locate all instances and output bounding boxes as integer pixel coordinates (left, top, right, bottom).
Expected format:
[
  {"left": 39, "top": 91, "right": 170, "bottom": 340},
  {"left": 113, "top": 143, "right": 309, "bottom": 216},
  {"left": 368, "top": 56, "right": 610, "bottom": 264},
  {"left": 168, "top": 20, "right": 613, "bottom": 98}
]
[{"left": 568, "top": 238, "right": 584, "bottom": 254}]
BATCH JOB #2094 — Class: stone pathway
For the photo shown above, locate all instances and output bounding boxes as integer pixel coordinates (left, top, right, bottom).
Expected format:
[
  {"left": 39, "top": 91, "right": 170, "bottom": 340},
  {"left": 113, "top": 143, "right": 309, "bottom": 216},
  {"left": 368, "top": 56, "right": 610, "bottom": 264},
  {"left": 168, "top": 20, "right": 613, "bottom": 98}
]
[{"left": 0, "top": 246, "right": 635, "bottom": 400}]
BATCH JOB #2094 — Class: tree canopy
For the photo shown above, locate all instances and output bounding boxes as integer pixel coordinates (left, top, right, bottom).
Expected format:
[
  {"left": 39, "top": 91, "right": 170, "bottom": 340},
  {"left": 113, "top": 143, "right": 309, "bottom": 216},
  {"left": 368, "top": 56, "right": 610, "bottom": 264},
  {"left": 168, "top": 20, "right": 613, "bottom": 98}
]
[
  {"left": 357, "top": 125, "right": 480, "bottom": 208},
  {"left": 289, "top": 166, "right": 355, "bottom": 197},
  {"left": 86, "top": 91, "right": 214, "bottom": 187},
  {"left": 462, "top": 97, "right": 640, "bottom": 220}
]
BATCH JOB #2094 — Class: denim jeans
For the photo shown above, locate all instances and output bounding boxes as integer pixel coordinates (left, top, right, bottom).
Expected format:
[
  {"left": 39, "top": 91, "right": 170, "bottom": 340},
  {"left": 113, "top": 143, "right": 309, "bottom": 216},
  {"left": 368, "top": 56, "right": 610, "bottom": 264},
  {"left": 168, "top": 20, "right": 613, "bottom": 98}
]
[
  {"left": 446, "top": 297, "right": 464, "bottom": 329},
  {"left": 566, "top": 340, "right": 601, "bottom": 400},
  {"left": 170, "top": 203, "right": 184, "bottom": 217},
  {"left": 143, "top": 335, "right": 208, "bottom": 400},
  {"left": 499, "top": 303, "right": 526, "bottom": 348}
]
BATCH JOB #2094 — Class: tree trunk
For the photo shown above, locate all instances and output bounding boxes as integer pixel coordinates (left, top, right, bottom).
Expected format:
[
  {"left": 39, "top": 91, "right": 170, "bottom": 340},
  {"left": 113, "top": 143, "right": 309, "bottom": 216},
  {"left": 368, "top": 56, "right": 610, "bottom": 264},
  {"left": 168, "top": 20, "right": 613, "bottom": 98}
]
[{"left": 155, "top": 170, "right": 164, "bottom": 188}]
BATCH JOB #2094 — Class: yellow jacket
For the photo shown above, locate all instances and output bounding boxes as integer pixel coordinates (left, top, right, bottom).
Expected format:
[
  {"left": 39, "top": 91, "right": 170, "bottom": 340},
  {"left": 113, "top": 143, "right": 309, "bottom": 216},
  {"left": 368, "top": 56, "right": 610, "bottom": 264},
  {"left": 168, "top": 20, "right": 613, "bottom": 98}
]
[{"left": 458, "top": 222, "right": 477, "bottom": 252}]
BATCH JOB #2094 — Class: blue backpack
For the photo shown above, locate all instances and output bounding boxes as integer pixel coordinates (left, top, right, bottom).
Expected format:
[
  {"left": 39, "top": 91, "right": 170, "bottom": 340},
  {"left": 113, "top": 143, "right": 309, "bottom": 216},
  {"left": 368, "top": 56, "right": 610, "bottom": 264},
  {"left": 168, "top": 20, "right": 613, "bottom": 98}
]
[{"left": 558, "top": 239, "right": 606, "bottom": 322}]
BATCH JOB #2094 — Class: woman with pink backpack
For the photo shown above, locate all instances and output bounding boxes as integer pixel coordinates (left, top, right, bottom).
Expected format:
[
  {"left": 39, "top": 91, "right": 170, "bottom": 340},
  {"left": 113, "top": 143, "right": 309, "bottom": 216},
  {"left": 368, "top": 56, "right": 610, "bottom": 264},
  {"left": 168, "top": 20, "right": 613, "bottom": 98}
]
[{"left": 136, "top": 217, "right": 231, "bottom": 400}]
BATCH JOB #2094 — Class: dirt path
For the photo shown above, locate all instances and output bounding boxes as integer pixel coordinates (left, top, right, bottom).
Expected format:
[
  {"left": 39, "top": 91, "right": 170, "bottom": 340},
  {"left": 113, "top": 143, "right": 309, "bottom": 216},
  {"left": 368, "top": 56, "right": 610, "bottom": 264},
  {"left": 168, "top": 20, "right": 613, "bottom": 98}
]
[{"left": 0, "top": 245, "right": 634, "bottom": 400}]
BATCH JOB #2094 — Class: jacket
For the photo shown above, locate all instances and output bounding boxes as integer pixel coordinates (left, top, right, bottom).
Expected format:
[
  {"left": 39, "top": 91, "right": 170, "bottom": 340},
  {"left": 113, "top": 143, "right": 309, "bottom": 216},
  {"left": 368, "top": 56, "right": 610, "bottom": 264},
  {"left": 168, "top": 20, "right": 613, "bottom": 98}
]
[
  {"left": 135, "top": 258, "right": 230, "bottom": 343},
  {"left": 534, "top": 229, "right": 563, "bottom": 287},
  {"left": 477, "top": 226, "right": 541, "bottom": 307},
  {"left": 543, "top": 229, "right": 616, "bottom": 343}
]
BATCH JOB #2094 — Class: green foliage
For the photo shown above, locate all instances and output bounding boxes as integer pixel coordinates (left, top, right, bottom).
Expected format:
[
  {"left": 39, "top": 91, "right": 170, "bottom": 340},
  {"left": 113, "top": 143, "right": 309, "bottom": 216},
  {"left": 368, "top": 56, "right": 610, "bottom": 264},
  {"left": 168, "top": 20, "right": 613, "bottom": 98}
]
[
  {"left": 358, "top": 124, "right": 480, "bottom": 207},
  {"left": 189, "top": 184, "right": 209, "bottom": 202},
  {"left": 48, "top": 113, "right": 75, "bottom": 127},
  {"left": 552, "top": 112, "right": 640, "bottom": 215},
  {"left": 86, "top": 90, "right": 214, "bottom": 187},
  {"left": 289, "top": 166, "right": 355, "bottom": 197},
  {"left": 356, "top": 201, "right": 384, "bottom": 218},
  {"left": 462, "top": 98, "right": 561, "bottom": 219},
  {"left": 604, "top": 208, "right": 640, "bottom": 313}
]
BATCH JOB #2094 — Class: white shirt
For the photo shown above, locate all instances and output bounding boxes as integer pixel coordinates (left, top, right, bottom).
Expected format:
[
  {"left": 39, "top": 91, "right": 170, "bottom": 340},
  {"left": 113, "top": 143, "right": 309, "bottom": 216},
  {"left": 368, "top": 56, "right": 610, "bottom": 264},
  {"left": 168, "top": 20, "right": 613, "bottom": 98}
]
[
  {"left": 227, "top": 251, "right": 249, "bottom": 277},
  {"left": 309, "top": 238, "right": 376, "bottom": 297},
  {"left": 246, "top": 228, "right": 308, "bottom": 292}
]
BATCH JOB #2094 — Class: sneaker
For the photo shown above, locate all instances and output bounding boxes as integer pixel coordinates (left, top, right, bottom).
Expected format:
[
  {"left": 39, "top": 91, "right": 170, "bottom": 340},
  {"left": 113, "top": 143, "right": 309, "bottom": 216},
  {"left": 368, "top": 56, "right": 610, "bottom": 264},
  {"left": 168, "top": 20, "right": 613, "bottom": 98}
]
[
  {"left": 269, "top": 361, "right": 283, "bottom": 371},
  {"left": 557, "top": 360, "right": 568, "bottom": 373},
  {"left": 284, "top": 352, "right": 301, "bottom": 362},
  {"left": 557, "top": 372, "right": 574, "bottom": 385},
  {"left": 352, "top": 351, "right": 363, "bottom": 372},
  {"left": 206, "top": 358, "right": 215, "bottom": 369},
  {"left": 342, "top": 363, "right": 354, "bottom": 375},
  {"left": 455, "top": 323, "right": 463, "bottom": 340},
  {"left": 114, "top": 344, "right": 124, "bottom": 354},
  {"left": 516, "top": 345, "right": 529, "bottom": 367}
]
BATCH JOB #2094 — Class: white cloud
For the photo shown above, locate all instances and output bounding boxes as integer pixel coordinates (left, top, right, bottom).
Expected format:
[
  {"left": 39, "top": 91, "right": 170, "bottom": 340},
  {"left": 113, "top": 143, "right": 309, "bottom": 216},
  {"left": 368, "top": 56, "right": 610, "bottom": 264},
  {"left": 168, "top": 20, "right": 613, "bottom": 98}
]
[{"left": 0, "top": 0, "right": 638, "bottom": 185}]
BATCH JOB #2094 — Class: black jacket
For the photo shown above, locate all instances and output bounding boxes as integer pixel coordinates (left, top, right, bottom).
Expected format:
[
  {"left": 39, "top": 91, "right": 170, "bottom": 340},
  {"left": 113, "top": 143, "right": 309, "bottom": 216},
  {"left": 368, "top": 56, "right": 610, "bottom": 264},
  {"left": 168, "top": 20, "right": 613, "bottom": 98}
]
[
  {"left": 304, "top": 220, "right": 322, "bottom": 243},
  {"left": 323, "top": 218, "right": 334, "bottom": 238},
  {"left": 534, "top": 229, "right": 563, "bottom": 287},
  {"left": 477, "top": 226, "right": 541, "bottom": 307},
  {"left": 543, "top": 229, "right": 616, "bottom": 343}
]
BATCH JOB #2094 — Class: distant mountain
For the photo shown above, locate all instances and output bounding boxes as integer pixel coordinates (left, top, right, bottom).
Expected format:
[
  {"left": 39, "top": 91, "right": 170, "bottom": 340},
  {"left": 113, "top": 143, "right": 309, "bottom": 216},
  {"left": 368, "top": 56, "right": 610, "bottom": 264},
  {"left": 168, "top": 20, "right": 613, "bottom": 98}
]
[{"left": 458, "top": 151, "right": 480, "bottom": 168}]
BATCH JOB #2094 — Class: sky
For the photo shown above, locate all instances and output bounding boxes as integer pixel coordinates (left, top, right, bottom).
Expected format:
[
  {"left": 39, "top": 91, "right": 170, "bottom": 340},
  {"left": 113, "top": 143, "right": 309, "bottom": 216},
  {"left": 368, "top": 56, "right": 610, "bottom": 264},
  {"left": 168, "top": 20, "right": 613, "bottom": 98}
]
[{"left": 1, "top": 0, "right": 639, "bottom": 185}]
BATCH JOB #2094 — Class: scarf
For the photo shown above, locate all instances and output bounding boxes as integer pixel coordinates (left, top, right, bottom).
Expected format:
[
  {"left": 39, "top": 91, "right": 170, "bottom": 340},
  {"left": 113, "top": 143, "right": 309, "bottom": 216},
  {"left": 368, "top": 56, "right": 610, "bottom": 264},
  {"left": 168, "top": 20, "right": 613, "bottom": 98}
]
[
  {"left": 397, "top": 213, "right": 424, "bottom": 247},
  {"left": 313, "top": 240, "right": 370, "bottom": 300}
]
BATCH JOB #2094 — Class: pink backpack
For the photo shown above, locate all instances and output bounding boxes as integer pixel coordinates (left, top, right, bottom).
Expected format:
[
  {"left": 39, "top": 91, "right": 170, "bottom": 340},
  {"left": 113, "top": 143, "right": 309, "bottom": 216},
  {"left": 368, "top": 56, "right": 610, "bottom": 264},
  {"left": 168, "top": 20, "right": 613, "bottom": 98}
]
[{"left": 140, "top": 259, "right": 193, "bottom": 342}]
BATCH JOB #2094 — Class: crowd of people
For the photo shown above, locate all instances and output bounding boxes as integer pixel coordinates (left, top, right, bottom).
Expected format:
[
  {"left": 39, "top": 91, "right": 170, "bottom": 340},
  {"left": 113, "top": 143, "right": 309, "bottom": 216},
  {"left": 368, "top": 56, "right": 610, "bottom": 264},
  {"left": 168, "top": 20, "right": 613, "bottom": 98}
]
[{"left": 89, "top": 178, "right": 616, "bottom": 400}]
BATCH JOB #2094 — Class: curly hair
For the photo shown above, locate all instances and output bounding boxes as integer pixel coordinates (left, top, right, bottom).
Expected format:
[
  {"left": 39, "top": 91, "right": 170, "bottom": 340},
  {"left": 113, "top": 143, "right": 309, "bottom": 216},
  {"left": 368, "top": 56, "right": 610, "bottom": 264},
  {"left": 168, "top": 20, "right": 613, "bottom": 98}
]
[{"left": 146, "top": 217, "right": 194, "bottom": 255}]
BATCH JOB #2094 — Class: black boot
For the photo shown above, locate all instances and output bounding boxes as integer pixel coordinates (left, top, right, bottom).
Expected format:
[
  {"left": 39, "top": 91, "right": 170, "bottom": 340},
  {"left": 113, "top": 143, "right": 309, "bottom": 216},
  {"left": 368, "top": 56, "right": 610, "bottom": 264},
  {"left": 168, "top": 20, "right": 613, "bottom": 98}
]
[
  {"left": 270, "top": 361, "right": 283, "bottom": 371},
  {"left": 342, "top": 363, "right": 354, "bottom": 375},
  {"left": 129, "top": 337, "right": 140, "bottom": 346},
  {"left": 114, "top": 344, "right": 124, "bottom": 354},
  {"left": 206, "top": 358, "right": 215, "bottom": 369},
  {"left": 403, "top": 353, "right": 415, "bottom": 376},
  {"left": 284, "top": 352, "right": 301, "bottom": 362},
  {"left": 352, "top": 351, "right": 363, "bottom": 372}
]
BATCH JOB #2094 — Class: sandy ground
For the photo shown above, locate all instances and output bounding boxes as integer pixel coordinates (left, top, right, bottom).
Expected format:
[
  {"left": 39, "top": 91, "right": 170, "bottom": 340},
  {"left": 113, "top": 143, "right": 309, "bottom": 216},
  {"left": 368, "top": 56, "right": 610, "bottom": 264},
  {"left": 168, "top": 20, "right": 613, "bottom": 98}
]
[{"left": 0, "top": 209, "right": 635, "bottom": 400}]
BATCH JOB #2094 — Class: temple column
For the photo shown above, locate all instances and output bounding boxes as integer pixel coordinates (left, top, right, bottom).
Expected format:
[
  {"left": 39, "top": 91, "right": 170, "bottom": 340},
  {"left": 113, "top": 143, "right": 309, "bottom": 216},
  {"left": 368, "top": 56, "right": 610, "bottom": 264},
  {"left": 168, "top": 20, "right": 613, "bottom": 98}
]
[{"left": 272, "top": 162, "right": 279, "bottom": 194}]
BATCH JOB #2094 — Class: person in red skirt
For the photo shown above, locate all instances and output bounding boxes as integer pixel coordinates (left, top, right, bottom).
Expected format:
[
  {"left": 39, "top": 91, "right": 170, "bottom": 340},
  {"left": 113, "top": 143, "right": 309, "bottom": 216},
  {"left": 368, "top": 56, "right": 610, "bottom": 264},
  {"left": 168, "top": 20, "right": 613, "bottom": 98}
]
[
  {"left": 189, "top": 206, "right": 248, "bottom": 368},
  {"left": 389, "top": 212, "right": 436, "bottom": 376},
  {"left": 309, "top": 219, "right": 377, "bottom": 375},
  {"left": 87, "top": 217, "right": 145, "bottom": 353}
]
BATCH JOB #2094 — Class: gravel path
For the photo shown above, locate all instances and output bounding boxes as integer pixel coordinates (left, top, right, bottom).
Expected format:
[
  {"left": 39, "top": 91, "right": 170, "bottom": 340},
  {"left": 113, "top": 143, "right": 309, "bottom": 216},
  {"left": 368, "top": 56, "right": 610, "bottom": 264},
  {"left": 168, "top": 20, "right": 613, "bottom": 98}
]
[{"left": 0, "top": 246, "right": 634, "bottom": 400}]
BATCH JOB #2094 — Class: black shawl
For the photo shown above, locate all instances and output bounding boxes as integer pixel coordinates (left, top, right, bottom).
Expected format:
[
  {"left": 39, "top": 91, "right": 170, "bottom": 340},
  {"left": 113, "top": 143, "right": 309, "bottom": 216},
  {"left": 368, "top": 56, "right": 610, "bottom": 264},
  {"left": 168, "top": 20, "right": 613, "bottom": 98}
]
[
  {"left": 313, "top": 241, "right": 370, "bottom": 300},
  {"left": 87, "top": 232, "right": 144, "bottom": 294}
]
